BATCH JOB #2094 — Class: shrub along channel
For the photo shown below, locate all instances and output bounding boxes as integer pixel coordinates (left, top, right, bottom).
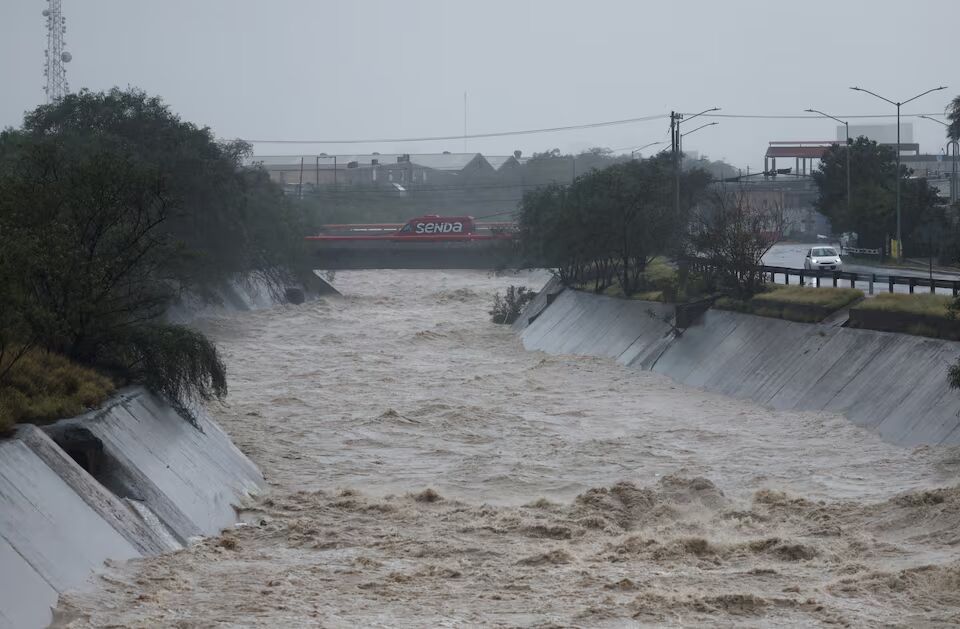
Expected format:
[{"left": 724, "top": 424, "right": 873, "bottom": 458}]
[{"left": 849, "top": 293, "right": 960, "bottom": 340}]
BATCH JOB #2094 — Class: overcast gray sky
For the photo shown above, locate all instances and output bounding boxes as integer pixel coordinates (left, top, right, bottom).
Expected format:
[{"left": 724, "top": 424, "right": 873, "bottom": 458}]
[{"left": 1, "top": 0, "right": 955, "bottom": 170}]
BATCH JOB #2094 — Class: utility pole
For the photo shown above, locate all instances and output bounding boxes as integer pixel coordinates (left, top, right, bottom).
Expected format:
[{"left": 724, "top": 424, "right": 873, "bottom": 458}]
[
  {"left": 671, "top": 111, "right": 681, "bottom": 215},
  {"left": 298, "top": 156, "right": 304, "bottom": 199}
]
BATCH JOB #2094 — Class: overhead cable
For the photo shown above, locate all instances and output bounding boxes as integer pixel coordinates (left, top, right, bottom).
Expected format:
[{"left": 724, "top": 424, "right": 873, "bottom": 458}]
[{"left": 242, "top": 114, "right": 670, "bottom": 144}]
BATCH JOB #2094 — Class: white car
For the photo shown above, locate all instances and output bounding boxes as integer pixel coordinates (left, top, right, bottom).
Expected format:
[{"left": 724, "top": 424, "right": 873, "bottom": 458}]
[{"left": 803, "top": 246, "right": 842, "bottom": 271}]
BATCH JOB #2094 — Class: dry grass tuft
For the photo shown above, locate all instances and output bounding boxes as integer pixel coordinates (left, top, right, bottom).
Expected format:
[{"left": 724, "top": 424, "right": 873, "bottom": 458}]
[
  {"left": 753, "top": 285, "right": 863, "bottom": 310},
  {"left": 0, "top": 349, "right": 114, "bottom": 435},
  {"left": 856, "top": 293, "right": 952, "bottom": 318}
]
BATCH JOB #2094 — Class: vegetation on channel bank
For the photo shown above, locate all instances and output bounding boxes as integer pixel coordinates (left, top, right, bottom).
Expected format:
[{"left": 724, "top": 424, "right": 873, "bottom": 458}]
[{"left": 0, "top": 88, "right": 309, "bottom": 434}]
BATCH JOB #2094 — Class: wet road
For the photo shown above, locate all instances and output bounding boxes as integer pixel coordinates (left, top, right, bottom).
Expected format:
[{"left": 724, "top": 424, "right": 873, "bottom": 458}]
[{"left": 765, "top": 243, "right": 960, "bottom": 295}]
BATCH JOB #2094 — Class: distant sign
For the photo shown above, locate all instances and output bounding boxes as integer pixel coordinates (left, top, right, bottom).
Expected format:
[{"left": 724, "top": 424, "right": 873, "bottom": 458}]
[{"left": 415, "top": 221, "right": 464, "bottom": 234}]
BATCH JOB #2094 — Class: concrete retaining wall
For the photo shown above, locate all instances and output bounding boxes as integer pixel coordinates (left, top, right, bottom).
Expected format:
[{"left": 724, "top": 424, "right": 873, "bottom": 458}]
[
  {"left": 520, "top": 288, "right": 960, "bottom": 446},
  {"left": 167, "top": 271, "right": 339, "bottom": 323},
  {"left": 0, "top": 388, "right": 264, "bottom": 629}
]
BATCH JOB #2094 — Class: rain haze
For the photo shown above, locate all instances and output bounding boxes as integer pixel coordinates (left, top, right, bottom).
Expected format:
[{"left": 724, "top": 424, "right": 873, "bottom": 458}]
[
  {"left": 6, "top": 2, "right": 960, "bottom": 627},
  {"left": 1, "top": 0, "right": 956, "bottom": 166}
]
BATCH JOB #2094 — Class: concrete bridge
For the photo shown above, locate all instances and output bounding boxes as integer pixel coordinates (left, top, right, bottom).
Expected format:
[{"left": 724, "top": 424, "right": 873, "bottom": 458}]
[
  {"left": 306, "top": 220, "right": 521, "bottom": 269},
  {"left": 307, "top": 238, "right": 521, "bottom": 269}
]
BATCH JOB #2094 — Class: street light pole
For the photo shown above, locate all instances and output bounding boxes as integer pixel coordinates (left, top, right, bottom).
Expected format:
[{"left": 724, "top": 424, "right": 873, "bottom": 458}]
[
  {"left": 806, "top": 109, "right": 851, "bottom": 218},
  {"left": 919, "top": 115, "right": 960, "bottom": 204},
  {"left": 850, "top": 85, "right": 948, "bottom": 258}
]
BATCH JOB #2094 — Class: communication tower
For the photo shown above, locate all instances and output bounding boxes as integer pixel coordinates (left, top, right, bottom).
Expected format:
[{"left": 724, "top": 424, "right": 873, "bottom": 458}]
[{"left": 42, "top": 0, "right": 71, "bottom": 102}]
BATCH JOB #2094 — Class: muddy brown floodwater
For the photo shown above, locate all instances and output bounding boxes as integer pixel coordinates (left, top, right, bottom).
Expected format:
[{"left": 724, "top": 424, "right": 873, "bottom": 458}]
[{"left": 55, "top": 270, "right": 960, "bottom": 628}]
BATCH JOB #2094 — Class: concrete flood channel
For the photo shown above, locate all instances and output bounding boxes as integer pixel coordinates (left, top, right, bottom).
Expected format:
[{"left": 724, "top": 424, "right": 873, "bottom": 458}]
[
  {"left": 0, "top": 274, "right": 327, "bottom": 629},
  {"left": 0, "top": 390, "right": 264, "bottom": 629},
  {"left": 6, "top": 269, "right": 960, "bottom": 626},
  {"left": 519, "top": 282, "right": 960, "bottom": 446}
]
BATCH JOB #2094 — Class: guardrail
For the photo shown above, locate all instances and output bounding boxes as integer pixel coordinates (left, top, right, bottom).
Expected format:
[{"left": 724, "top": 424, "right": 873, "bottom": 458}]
[
  {"left": 840, "top": 246, "right": 882, "bottom": 256},
  {"left": 686, "top": 258, "right": 960, "bottom": 296}
]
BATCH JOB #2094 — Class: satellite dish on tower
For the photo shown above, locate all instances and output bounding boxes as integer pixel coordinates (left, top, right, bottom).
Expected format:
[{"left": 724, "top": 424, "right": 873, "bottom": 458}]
[{"left": 42, "top": 0, "right": 69, "bottom": 101}]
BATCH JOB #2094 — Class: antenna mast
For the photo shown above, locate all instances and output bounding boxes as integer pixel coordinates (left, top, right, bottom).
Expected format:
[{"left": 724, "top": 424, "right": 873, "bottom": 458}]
[{"left": 42, "top": 0, "right": 71, "bottom": 102}]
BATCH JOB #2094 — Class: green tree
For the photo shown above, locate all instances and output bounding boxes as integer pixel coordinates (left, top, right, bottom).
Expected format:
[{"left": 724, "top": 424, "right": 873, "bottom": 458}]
[
  {"left": 947, "top": 95, "right": 960, "bottom": 141},
  {"left": 0, "top": 88, "right": 311, "bottom": 422},
  {"left": 0, "top": 127, "right": 225, "bottom": 421},
  {"left": 812, "top": 136, "right": 941, "bottom": 252},
  {"left": 12, "top": 88, "right": 310, "bottom": 294},
  {"left": 518, "top": 154, "right": 709, "bottom": 296}
]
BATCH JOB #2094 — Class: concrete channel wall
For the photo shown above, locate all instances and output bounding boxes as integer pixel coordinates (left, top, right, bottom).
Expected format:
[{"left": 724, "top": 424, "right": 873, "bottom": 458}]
[
  {"left": 167, "top": 271, "right": 339, "bottom": 324},
  {"left": 519, "top": 288, "right": 960, "bottom": 446},
  {"left": 0, "top": 388, "right": 264, "bottom": 629}
]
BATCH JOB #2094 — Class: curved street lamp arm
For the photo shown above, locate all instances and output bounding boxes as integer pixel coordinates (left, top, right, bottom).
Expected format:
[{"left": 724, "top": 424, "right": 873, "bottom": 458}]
[
  {"left": 633, "top": 141, "right": 663, "bottom": 151},
  {"left": 681, "top": 107, "right": 721, "bottom": 125},
  {"left": 919, "top": 114, "right": 949, "bottom": 127},
  {"left": 681, "top": 121, "right": 718, "bottom": 138},
  {"left": 850, "top": 86, "right": 897, "bottom": 106},
  {"left": 902, "top": 86, "right": 948, "bottom": 106},
  {"left": 804, "top": 108, "right": 847, "bottom": 125}
]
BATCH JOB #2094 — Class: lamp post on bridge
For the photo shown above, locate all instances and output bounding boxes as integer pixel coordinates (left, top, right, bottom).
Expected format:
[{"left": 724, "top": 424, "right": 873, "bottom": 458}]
[{"left": 850, "top": 85, "right": 948, "bottom": 259}]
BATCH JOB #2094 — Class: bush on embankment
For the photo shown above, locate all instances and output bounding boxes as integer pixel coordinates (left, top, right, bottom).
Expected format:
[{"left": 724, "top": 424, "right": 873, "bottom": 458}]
[
  {"left": 849, "top": 293, "right": 960, "bottom": 340},
  {"left": 716, "top": 285, "right": 863, "bottom": 323},
  {"left": 0, "top": 88, "right": 303, "bottom": 431},
  {"left": 574, "top": 258, "right": 713, "bottom": 304},
  {"left": 490, "top": 286, "right": 536, "bottom": 324},
  {"left": 0, "top": 349, "right": 115, "bottom": 435}
]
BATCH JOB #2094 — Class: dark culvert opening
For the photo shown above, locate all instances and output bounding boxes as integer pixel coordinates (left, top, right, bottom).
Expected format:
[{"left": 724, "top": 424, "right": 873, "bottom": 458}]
[
  {"left": 49, "top": 425, "right": 140, "bottom": 499},
  {"left": 55, "top": 426, "right": 106, "bottom": 477}
]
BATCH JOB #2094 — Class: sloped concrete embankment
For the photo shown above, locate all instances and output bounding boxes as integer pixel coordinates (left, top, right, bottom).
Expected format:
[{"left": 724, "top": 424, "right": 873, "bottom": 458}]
[
  {"left": 0, "top": 388, "right": 264, "bottom": 629},
  {"left": 518, "top": 288, "right": 960, "bottom": 446},
  {"left": 167, "top": 271, "right": 339, "bottom": 323}
]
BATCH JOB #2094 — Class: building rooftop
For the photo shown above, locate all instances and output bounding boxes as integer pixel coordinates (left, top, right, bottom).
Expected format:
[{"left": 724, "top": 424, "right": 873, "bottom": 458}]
[
  {"left": 485, "top": 155, "right": 520, "bottom": 171},
  {"left": 247, "top": 153, "right": 489, "bottom": 171}
]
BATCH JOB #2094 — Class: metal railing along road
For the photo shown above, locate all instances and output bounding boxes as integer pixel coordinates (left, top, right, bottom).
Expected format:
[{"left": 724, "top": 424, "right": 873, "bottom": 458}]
[{"left": 686, "top": 258, "right": 960, "bottom": 297}]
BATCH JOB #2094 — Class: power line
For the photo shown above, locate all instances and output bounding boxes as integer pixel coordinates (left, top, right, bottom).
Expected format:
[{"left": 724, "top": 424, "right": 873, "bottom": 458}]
[
  {"left": 242, "top": 114, "right": 669, "bottom": 144},
  {"left": 243, "top": 111, "right": 952, "bottom": 146},
  {"left": 686, "top": 112, "right": 946, "bottom": 120}
]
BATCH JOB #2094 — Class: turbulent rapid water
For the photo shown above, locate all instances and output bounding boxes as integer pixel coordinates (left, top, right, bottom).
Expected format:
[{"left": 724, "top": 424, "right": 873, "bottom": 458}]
[{"left": 55, "top": 270, "right": 960, "bottom": 627}]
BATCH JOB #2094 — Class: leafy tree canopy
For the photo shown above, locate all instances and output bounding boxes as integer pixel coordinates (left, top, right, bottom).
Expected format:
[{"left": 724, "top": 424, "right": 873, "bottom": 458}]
[
  {"left": 518, "top": 153, "right": 710, "bottom": 295},
  {"left": 812, "top": 136, "right": 941, "bottom": 250},
  {"left": 3, "top": 88, "right": 309, "bottom": 292},
  {"left": 0, "top": 88, "right": 310, "bottom": 423},
  {"left": 948, "top": 94, "right": 960, "bottom": 141}
]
